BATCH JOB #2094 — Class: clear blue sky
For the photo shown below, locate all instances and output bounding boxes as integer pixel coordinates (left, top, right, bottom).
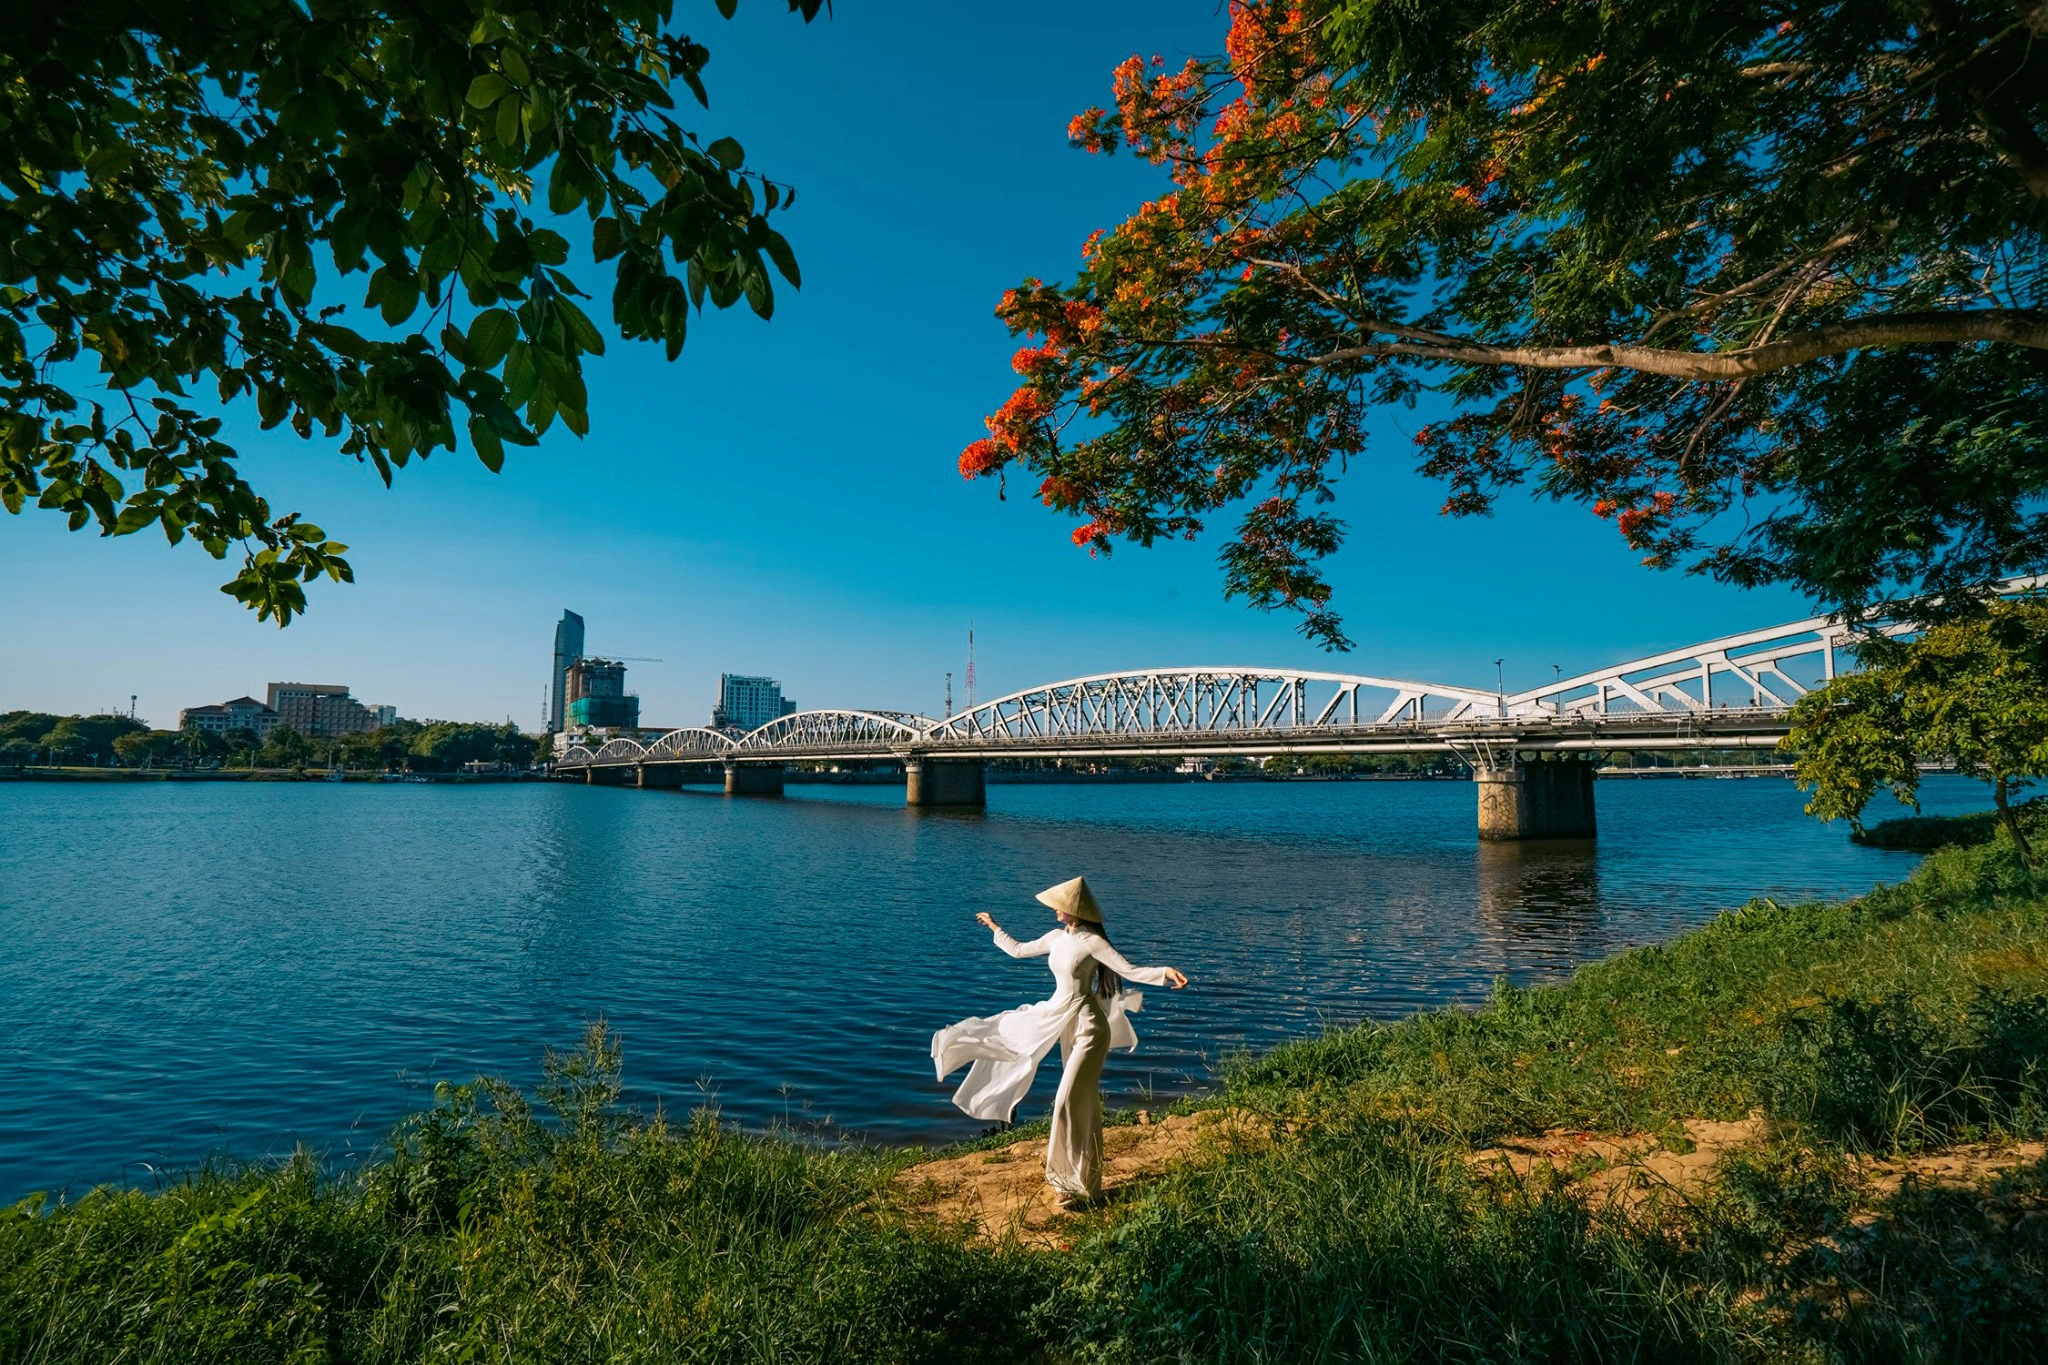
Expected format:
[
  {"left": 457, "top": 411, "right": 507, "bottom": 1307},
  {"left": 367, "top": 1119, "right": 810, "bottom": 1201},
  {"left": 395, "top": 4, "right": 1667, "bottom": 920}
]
[{"left": 0, "top": 2, "right": 1815, "bottom": 731}]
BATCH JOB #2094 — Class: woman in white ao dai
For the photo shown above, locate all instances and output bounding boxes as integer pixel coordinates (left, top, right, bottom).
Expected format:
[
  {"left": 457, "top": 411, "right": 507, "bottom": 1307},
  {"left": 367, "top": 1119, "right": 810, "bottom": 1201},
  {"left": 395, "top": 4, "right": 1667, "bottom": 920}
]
[{"left": 931, "top": 876, "right": 1188, "bottom": 1205}]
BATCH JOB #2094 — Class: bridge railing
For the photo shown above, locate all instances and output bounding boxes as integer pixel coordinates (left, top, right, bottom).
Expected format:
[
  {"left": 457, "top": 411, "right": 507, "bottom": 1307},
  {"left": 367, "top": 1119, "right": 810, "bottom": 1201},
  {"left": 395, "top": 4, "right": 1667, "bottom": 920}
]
[{"left": 555, "top": 701, "right": 1797, "bottom": 767}]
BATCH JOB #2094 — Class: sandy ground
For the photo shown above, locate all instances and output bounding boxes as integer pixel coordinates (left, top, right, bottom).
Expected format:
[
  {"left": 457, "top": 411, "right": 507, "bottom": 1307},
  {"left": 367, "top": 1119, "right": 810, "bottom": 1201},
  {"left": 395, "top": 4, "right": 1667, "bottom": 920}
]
[
  {"left": 1469, "top": 1117, "right": 1771, "bottom": 1216},
  {"left": 1471, "top": 1120, "right": 2046, "bottom": 1218},
  {"left": 898, "top": 1108, "right": 2045, "bottom": 1247},
  {"left": 892, "top": 1110, "right": 1249, "bottom": 1245}
]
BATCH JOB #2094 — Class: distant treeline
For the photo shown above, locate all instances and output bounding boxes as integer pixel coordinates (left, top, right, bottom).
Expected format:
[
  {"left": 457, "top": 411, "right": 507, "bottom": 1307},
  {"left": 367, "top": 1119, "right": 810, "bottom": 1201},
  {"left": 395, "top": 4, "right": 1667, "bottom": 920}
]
[{"left": 0, "top": 711, "right": 546, "bottom": 773}]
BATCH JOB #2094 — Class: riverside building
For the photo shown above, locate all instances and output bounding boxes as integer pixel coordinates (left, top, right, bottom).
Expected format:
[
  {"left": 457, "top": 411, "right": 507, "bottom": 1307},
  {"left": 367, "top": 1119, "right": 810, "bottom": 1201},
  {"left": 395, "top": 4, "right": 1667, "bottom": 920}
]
[
  {"left": 549, "top": 609, "right": 585, "bottom": 734},
  {"left": 264, "top": 683, "right": 387, "bottom": 738},
  {"left": 565, "top": 658, "right": 639, "bottom": 729},
  {"left": 712, "top": 674, "right": 797, "bottom": 731},
  {"left": 178, "top": 697, "right": 281, "bottom": 737}
]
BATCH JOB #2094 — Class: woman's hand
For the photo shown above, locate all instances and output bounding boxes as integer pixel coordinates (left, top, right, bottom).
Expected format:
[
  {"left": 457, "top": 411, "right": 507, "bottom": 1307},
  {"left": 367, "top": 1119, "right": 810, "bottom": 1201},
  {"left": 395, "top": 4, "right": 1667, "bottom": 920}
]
[
  {"left": 975, "top": 912, "right": 999, "bottom": 932},
  {"left": 1164, "top": 968, "right": 1189, "bottom": 989}
]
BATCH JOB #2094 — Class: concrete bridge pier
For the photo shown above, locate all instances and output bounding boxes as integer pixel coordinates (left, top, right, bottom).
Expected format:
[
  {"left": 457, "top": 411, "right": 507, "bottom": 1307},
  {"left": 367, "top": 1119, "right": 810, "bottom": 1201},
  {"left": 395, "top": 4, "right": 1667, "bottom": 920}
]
[
  {"left": 724, "top": 762, "right": 786, "bottom": 797},
  {"left": 1473, "top": 751, "right": 1598, "bottom": 840},
  {"left": 905, "top": 759, "right": 986, "bottom": 808},
  {"left": 635, "top": 765, "right": 685, "bottom": 790}
]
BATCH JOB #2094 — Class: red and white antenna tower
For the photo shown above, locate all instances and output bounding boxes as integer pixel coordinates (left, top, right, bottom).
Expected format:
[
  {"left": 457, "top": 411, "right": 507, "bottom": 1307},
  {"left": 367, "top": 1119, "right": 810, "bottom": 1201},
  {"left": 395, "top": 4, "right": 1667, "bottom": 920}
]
[{"left": 966, "top": 624, "right": 977, "bottom": 708}]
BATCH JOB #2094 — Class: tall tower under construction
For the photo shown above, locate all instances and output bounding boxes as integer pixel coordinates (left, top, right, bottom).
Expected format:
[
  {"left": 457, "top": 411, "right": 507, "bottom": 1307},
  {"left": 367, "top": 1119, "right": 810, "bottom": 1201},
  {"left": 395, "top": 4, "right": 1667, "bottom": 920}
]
[{"left": 549, "top": 610, "right": 585, "bottom": 733}]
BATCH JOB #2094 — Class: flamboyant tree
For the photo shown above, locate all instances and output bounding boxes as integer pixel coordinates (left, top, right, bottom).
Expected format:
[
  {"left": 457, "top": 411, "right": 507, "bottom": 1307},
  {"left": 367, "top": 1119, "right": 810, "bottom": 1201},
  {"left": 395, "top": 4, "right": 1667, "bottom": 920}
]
[
  {"left": 2, "top": 0, "right": 819, "bottom": 623},
  {"left": 962, "top": 1, "right": 2048, "bottom": 647}
]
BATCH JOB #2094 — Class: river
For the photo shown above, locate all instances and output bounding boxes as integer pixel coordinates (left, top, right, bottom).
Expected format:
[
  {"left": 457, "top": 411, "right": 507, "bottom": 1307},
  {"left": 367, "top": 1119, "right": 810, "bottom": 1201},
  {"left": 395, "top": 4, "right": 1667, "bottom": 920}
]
[{"left": 0, "top": 773, "right": 1989, "bottom": 1199}]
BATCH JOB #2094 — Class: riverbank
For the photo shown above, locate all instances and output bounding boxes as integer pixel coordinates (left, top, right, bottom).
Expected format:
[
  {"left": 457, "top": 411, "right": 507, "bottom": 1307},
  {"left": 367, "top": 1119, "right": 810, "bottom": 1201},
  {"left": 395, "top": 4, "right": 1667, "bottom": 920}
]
[
  {"left": 0, "top": 766, "right": 540, "bottom": 782},
  {"left": 3, "top": 826, "right": 2043, "bottom": 1361}
]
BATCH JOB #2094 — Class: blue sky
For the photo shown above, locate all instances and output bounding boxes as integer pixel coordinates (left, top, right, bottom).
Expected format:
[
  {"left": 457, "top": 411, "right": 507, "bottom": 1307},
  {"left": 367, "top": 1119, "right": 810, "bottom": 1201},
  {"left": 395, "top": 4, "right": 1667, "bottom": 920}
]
[{"left": 0, "top": 1, "right": 1816, "bottom": 731}]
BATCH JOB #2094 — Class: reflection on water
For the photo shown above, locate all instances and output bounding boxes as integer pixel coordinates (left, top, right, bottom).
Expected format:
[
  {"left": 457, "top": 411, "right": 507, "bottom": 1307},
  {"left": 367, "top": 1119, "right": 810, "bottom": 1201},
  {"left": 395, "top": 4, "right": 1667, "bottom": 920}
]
[
  {"left": 0, "top": 773, "right": 1992, "bottom": 1198},
  {"left": 1473, "top": 839, "right": 1602, "bottom": 976}
]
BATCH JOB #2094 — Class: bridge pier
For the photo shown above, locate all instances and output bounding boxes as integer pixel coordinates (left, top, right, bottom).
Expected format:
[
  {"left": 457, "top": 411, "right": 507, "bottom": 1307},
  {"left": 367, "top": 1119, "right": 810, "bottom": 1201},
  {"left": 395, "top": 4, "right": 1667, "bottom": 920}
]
[
  {"left": 724, "top": 762, "right": 786, "bottom": 797},
  {"left": 1473, "top": 752, "right": 1598, "bottom": 841},
  {"left": 905, "top": 759, "right": 986, "bottom": 808},
  {"left": 635, "top": 765, "right": 685, "bottom": 789}
]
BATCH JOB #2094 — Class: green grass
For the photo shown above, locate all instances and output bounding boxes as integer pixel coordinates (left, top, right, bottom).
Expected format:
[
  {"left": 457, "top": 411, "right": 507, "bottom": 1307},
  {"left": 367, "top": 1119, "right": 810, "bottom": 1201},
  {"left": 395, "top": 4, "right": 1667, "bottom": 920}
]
[
  {"left": 1851, "top": 796, "right": 2044, "bottom": 851},
  {"left": 5, "top": 834, "right": 2047, "bottom": 1363}
]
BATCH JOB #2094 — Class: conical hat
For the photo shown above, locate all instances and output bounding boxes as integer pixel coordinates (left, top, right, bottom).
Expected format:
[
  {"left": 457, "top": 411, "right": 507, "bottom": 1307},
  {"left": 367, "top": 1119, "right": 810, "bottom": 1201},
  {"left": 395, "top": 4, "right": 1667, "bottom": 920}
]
[{"left": 1035, "top": 875, "right": 1103, "bottom": 922}]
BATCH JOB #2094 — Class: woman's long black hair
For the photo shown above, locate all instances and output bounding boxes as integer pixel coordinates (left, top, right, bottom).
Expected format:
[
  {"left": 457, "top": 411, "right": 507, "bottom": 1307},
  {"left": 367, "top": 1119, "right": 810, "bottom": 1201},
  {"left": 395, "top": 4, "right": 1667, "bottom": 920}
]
[{"left": 1074, "top": 916, "right": 1123, "bottom": 998}]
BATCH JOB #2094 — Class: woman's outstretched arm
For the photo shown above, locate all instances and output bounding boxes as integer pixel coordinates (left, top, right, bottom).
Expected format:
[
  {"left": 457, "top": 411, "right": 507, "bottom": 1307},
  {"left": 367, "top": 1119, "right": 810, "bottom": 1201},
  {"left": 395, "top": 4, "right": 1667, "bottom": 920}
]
[
  {"left": 975, "top": 912, "right": 1055, "bottom": 958},
  {"left": 1092, "top": 940, "right": 1189, "bottom": 989}
]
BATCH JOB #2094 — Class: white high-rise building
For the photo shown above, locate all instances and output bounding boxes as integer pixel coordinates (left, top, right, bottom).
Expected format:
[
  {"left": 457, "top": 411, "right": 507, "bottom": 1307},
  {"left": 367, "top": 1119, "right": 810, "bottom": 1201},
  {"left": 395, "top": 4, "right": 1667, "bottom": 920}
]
[{"left": 713, "top": 674, "right": 797, "bottom": 732}]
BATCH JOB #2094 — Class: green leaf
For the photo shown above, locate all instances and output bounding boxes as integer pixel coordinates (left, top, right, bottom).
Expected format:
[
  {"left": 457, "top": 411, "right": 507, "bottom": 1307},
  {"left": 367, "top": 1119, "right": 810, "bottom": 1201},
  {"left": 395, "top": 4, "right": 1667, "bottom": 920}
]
[
  {"left": 742, "top": 261, "right": 772, "bottom": 319},
  {"left": 530, "top": 230, "right": 569, "bottom": 266},
  {"left": 467, "top": 310, "right": 520, "bottom": 369},
  {"left": 763, "top": 229, "right": 800, "bottom": 288},
  {"left": 495, "top": 96, "right": 523, "bottom": 148},
  {"left": 469, "top": 413, "right": 506, "bottom": 472},
  {"left": 592, "top": 217, "right": 625, "bottom": 262},
  {"left": 707, "top": 137, "right": 745, "bottom": 171},
  {"left": 376, "top": 270, "right": 420, "bottom": 326},
  {"left": 556, "top": 298, "right": 607, "bottom": 356},
  {"left": 466, "top": 74, "right": 514, "bottom": 109}
]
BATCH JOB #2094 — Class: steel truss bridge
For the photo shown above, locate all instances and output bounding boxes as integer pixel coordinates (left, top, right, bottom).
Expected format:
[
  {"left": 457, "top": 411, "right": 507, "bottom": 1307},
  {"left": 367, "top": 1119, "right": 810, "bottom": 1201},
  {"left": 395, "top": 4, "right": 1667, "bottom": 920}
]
[{"left": 555, "top": 580, "right": 2039, "bottom": 836}]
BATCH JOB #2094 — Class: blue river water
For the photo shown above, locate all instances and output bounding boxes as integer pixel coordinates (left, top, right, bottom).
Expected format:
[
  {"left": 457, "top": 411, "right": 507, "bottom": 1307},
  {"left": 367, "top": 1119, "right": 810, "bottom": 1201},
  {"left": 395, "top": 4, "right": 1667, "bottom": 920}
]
[{"left": 0, "top": 773, "right": 1990, "bottom": 1199}]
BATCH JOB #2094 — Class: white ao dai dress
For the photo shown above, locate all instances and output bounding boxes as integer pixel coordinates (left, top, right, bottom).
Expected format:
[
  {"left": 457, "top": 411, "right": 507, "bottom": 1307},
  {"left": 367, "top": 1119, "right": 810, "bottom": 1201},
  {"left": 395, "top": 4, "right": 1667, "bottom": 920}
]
[{"left": 931, "top": 924, "right": 1175, "bottom": 1200}]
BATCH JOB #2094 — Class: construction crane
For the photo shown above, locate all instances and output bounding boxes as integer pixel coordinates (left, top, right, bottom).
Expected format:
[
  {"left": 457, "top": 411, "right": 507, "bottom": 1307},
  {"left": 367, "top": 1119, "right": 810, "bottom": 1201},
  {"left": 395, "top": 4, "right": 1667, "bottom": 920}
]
[{"left": 585, "top": 654, "right": 664, "bottom": 663}]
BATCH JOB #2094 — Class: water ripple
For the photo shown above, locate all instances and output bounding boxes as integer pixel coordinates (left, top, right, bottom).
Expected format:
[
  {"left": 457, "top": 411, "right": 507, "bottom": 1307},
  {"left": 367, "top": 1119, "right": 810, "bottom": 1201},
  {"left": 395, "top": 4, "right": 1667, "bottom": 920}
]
[{"left": 0, "top": 774, "right": 1981, "bottom": 1197}]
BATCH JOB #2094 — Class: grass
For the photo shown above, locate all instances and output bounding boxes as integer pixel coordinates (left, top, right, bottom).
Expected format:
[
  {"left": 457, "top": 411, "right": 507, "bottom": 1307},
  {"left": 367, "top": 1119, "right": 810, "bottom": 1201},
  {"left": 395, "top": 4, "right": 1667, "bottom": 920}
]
[
  {"left": 1851, "top": 796, "right": 2044, "bottom": 851},
  {"left": 4, "top": 833, "right": 2047, "bottom": 1362}
]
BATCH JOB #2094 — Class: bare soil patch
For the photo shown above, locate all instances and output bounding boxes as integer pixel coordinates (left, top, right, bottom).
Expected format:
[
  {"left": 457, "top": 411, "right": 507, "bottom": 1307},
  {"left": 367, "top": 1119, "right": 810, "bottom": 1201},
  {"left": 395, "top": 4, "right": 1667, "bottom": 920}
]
[
  {"left": 893, "top": 1110, "right": 1250, "bottom": 1245},
  {"left": 1469, "top": 1116, "right": 1769, "bottom": 1217},
  {"left": 1851, "top": 1140, "right": 2047, "bottom": 1201},
  {"left": 1471, "top": 1121, "right": 2046, "bottom": 1220}
]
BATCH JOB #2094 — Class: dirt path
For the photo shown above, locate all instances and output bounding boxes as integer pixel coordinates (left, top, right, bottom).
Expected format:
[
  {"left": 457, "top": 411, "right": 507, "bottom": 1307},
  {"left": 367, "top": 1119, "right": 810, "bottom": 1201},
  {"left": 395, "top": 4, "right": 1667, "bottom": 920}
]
[
  {"left": 1469, "top": 1117, "right": 1770, "bottom": 1215},
  {"left": 898, "top": 1108, "right": 2046, "bottom": 1247},
  {"left": 892, "top": 1110, "right": 1247, "bottom": 1245},
  {"left": 1470, "top": 1119, "right": 2046, "bottom": 1218}
]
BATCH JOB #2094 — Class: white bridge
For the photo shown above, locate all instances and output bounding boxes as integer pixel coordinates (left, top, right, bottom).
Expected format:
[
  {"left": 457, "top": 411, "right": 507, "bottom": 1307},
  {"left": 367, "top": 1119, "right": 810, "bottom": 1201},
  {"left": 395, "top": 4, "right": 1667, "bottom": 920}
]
[{"left": 556, "top": 584, "right": 2035, "bottom": 838}]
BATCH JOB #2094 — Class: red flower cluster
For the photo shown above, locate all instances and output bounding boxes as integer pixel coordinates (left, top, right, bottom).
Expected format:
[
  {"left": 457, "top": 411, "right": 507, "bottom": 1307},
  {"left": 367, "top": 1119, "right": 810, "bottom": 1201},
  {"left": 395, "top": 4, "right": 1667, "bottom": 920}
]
[
  {"left": 957, "top": 385, "right": 1053, "bottom": 479},
  {"left": 1615, "top": 491, "right": 1678, "bottom": 544}
]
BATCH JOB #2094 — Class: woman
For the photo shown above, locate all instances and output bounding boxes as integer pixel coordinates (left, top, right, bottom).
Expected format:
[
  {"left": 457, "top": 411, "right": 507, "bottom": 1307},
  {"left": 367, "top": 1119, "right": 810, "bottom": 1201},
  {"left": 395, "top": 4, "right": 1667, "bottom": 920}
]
[{"left": 931, "top": 875, "right": 1189, "bottom": 1206}]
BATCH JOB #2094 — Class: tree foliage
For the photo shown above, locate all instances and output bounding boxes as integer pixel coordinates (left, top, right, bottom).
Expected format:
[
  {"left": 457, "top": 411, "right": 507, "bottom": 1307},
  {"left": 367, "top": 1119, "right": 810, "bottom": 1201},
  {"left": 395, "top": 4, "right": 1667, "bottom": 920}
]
[
  {"left": 1786, "top": 597, "right": 2048, "bottom": 860},
  {"left": 963, "top": 0, "right": 2048, "bottom": 646},
  {"left": 2, "top": 0, "right": 819, "bottom": 623}
]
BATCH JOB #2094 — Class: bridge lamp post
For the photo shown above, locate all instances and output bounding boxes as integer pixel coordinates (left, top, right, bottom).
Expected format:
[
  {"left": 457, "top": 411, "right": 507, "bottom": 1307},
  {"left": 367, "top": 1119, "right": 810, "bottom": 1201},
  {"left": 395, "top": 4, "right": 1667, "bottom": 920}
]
[{"left": 1493, "top": 658, "right": 1505, "bottom": 716}]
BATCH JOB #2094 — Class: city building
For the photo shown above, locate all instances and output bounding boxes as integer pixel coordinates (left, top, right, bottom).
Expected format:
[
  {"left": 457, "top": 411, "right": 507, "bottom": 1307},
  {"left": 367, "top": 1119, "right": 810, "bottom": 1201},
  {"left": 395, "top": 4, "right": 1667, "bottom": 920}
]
[
  {"left": 712, "top": 674, "right": 797, "bottom": 731},
  {"left": 368, "top": 703, "right": 399, "bottom": 729},
  {"left": 178, "top": 697, "right": 281, "bottom": 737},
  {"left": 565, "top": 657, "right": 639, "bottom": 729},
  {"left": 265, "top": 682, "right": 381, "bottom": 738},
  {"left": 549, "top": 609, "right": 585, "bottom": 734}
]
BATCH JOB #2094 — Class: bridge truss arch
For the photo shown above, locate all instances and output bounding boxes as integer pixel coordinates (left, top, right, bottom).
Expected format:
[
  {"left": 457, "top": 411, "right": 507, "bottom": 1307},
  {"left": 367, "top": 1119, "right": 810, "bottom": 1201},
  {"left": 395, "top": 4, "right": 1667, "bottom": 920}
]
[
  {"left": 920, "top": 667, "right": 1503, "bottom": 755},
  {"left": 642, "top": 727, "right": 742, "bottom": 761},
  {"left": 730, "top": 709, "right": 937, "bottom": 759},
  {"left": 1508, "top": 574, "right": 2047, "bottom": 719}
]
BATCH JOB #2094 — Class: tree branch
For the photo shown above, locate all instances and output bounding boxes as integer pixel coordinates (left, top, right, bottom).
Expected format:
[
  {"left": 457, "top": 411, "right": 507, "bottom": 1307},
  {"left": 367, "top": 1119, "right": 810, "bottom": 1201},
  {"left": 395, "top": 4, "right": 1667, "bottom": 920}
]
[{"left": 1294, "top": 309, "right": 2048, "bottom": 380}]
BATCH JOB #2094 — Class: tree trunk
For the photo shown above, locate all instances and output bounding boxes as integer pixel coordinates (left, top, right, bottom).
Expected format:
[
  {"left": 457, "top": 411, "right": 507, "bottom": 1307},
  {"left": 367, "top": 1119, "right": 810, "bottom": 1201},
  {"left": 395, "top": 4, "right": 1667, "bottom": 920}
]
[{"left": 1994, "top": 774, "right": 2035, "bottom": 870}]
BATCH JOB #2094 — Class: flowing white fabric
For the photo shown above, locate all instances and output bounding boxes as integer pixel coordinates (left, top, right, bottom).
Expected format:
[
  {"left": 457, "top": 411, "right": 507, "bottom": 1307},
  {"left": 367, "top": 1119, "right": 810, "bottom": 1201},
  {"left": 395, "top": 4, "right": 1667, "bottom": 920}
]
[{"left": 932, "top": 924, "right": 1174, "bottom": 1199}]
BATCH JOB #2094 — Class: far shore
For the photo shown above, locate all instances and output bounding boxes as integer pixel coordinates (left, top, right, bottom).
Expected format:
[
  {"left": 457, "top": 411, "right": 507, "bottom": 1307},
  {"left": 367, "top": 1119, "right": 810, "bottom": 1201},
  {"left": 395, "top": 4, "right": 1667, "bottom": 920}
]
[{"left": 2, "top": 764, "right": 1804, "bottom": 785}]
